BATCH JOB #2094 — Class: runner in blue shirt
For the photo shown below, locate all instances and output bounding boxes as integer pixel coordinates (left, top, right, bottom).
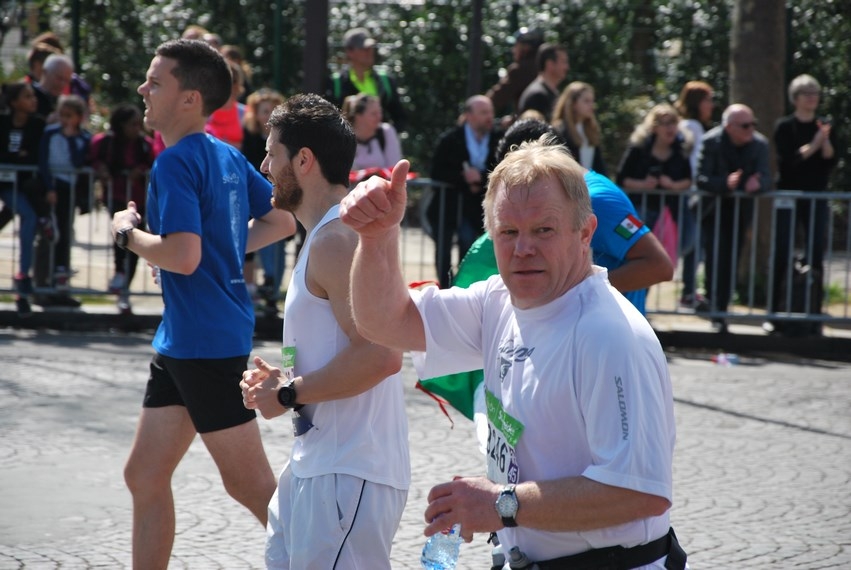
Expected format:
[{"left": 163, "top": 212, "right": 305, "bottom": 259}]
[{"left": 110, "top": 39, "right": 295, "bottom": 568}]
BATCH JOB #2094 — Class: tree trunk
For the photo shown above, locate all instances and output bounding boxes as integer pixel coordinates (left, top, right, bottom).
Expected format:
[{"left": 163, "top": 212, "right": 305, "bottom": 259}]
[
  {"left": 730, "top": 0, "right": 786, "bottom": 300},
  {"left": 302, "top": 0, "right": 329, "bottom": 95},
  {"left": 629, "top": 0, "right": 656, "bottom": 92},
  {"left": 466, "top": 0, "right": 484, "bottom": 97},
  {"left": 730, "top": 0, "right": 786, "bottom": 158}
]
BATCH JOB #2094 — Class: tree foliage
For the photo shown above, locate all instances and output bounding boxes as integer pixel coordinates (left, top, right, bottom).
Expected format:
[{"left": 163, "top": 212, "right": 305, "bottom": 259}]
[{"left": 37, "top": 0, "right": 848, "bottom": 189}]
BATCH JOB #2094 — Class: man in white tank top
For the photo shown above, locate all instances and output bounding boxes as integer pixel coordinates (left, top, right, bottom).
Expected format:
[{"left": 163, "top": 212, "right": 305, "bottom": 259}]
[{"left": 239, "top": 94, "right": 410, "bottom": 570}]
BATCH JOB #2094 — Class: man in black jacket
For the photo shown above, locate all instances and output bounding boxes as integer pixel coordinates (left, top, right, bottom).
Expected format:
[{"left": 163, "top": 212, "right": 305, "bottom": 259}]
[
  {"left": 486, "top": 27, "right": 543, "bottom": 121},
  {"left": 697, "top": 103, "right": 771, "bottom": 333},
  {"left": 326, "top": 28, "right": 406, "bottom": 132},
  {"left": 517, "top": 43, "right": 569, "bottom": 121},
  {"left": 428, "top": 95, "right": 500, "bottom": 288}
]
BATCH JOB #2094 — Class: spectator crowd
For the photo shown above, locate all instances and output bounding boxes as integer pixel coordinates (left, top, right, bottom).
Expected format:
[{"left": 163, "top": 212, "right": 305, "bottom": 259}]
[{"left": 0, "top": 23, "right": 839, "bottom": 333}]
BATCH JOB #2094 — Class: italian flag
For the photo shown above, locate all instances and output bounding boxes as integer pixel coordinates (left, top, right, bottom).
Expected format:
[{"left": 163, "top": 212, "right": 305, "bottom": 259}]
[{"left": 615, "top": 214, "right": 643, "bottom": 239}]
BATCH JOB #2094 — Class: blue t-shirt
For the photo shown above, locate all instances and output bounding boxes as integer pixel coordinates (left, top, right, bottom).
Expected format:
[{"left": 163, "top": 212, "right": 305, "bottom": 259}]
[
  {"left": 584, "top": 170, "right": 649, "bottom": 314},
  {"left": 147, "top": 133, "right": 273, "bottom": 358}
]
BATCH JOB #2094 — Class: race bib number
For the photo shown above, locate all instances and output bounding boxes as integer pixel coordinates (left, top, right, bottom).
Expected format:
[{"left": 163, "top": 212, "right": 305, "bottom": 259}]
[
  {"left": 281, "top": 346, "right": 296, "bottom": 382},
  {"left": 485, "top": 389, "right": 524, "bottom": 484},
  {"left": 281, "top": 346, "right": 313, "bottom": 436}
]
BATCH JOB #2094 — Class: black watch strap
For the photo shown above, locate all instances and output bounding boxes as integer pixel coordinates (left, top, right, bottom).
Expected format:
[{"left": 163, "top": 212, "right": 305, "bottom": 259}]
[
  {"left": 496, "top": 483, "right": 519, "bottom": 527},
  {"left": 115, "top": 226, "right": 135, "bottom": 250}
]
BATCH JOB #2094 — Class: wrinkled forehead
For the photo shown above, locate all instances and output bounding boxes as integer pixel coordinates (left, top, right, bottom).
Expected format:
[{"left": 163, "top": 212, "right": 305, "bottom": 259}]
[{"left": 492, "top": 177, "right": 568, "bottom": 215}]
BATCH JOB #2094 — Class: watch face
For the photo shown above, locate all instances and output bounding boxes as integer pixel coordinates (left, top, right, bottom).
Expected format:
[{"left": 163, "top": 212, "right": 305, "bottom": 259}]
[
  {"left": 497, "top": 492, "right": 518, "bottom": 517},
  {"left": 278, "top": 385, "right": 296, "bottom": 407}
]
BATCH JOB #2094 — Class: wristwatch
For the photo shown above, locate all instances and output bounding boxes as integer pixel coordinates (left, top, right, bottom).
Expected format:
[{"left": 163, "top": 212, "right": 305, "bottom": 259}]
[
  {"left": 495, "top": 484, "right": 519, "bottom": 527},
  {"left": 115, "top": 226, "right": 135, "bottom": 250},
  {"left": 277, "top": 382, "right": 300, "bottom": 409}
]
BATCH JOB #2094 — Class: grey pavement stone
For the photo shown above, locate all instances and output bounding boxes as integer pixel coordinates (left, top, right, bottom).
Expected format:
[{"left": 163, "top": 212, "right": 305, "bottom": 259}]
[{"left": 0, "top": 332, "right": 849, "bottom": 569}]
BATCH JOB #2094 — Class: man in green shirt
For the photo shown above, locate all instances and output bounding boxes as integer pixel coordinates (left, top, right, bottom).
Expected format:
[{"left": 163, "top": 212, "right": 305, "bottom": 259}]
[{"left": 326, "top": 27, "right": 407, "bottom": 131}]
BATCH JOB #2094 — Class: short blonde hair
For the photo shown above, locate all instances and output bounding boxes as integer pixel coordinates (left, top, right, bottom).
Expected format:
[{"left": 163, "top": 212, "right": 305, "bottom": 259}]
[{"left": 484, "top": 137, "right": 592, "bottom": 234}]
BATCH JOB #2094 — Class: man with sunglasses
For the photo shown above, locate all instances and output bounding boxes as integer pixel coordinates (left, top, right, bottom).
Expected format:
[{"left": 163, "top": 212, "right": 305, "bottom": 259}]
[{"left": 696, "top": 103, "right": 771, "bottom": 333}]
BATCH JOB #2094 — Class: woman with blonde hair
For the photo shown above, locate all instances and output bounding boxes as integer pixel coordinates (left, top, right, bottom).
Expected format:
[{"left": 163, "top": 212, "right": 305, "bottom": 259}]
[
  {"left": 617, "top": 103, "right": 693, "bottom": 201},
  {"left": 617, "top": 103, "right": 703, "bottom": 309},
  {"left": 551, "top": 81, "right": 607, "bottom": 174}
]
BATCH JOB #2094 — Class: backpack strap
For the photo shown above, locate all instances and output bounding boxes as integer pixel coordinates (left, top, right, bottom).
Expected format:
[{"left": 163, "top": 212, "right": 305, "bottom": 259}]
[
  {"left": 375, "top": 69, "right": 393, "bottom": 102},
  {"left": 374, "top": 125, "right": 386, "bottom": 152}
]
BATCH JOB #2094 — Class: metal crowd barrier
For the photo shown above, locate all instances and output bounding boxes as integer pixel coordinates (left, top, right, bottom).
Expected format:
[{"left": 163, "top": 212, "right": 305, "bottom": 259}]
[
  {"left": 629, "top": 187, "right": 850, "bottom": 330},
  {"left": 2, "top": 163, "right": 849, "bottom": 334},
  {"left": 0, "top": 166, "right": 451, "bottom": 305},
  {"left": 0, "top": 163, "right": 158, "bottom": 301}
]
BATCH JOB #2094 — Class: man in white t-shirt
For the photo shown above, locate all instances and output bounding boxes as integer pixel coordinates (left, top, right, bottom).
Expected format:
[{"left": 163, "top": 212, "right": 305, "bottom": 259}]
[
  {"left": 239, "top": 93, "right": 410, "bottom": 569},
  {"left": 340, "top": 141, "right": 686, "bottom": 569}
]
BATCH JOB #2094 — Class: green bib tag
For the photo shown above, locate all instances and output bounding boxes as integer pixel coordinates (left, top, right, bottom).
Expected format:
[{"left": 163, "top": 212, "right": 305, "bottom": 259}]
[
  {"left": 485, "top": 389, "right": 525, "bottom": 484},
  {"left": 281, "top": 346, "right": 296, "bottom": 382}
]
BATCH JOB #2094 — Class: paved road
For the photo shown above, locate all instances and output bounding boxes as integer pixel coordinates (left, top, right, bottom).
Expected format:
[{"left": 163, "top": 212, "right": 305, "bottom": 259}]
[{"left": 1, "top": 330, "right": 849, "bottom": 569}]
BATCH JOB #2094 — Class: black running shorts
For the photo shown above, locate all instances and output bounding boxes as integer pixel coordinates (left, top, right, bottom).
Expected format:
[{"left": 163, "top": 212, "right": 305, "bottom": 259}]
[{"left": 143, "top": 352, "right": 256, "bottom": 433}]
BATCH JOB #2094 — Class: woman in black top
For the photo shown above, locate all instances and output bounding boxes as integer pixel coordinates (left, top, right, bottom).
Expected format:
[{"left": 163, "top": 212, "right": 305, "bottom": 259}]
[
  {"left": 617, "top": 103, "right": 700, "bottom": 306},
  {"left": 768, "top": 74, "right": 838, "bottom": 335}
]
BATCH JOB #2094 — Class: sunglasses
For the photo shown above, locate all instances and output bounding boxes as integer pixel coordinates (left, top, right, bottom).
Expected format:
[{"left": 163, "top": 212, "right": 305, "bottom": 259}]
[{"left": 736, "top": 121, "right": 757, "bottom": 130}]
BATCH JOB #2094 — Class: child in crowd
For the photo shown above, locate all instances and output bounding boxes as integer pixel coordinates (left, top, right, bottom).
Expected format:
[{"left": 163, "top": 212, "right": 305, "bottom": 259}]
[
  {"left": 90, "top": 103, "right": 156, "bottom": 314},
  {"left": 35, "top": 94, "right": 91, "bottom": 306},
  {"left": 0, "top": 81, "right": 46, "bottom": 315}
]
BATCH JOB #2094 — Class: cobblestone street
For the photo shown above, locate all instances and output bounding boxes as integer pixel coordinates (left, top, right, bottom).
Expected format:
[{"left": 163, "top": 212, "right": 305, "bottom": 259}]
[{"left": 1, "top": 330, "right": 849, "bottom": 569}]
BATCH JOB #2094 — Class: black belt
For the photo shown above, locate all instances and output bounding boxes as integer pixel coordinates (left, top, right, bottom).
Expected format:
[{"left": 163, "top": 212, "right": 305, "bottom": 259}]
[{"left": 535, "top": 527, "right": 687, "bottom": 570}]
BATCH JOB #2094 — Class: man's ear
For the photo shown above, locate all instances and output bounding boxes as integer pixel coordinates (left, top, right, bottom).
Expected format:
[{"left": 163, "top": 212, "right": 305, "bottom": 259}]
[
  {"left": 183, "top": 90, "right": 201, "bottom": 109},
  {"left": 582, "top": 213, "right": 598, "bottom": 247},
  {"left": 295, "top": 147, "right": 315, "bottom": 174}
]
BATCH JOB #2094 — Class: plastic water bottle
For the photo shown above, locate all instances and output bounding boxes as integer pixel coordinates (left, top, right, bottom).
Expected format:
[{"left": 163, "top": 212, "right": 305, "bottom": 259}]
[{"left": 421, "top": 524, "right": 462, "bottom": 570}]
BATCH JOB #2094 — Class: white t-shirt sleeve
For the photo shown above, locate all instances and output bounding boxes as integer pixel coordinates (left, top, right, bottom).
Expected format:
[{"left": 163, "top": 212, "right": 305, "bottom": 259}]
[
  {"left": 574, "top": 308, "right": 675, "bottom": 501},
  {"left": 410, "top": 281, "right": 488, "bottom": 379}
]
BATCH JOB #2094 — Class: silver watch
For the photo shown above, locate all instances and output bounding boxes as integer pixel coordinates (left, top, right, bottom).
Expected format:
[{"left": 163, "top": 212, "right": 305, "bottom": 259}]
[{"left": 495, "top": 484, "right": 519, "bottom": 527}]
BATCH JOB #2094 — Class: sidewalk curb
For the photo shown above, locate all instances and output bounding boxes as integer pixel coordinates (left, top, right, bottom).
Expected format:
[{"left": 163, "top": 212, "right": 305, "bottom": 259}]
[{"left": 0, "top": 306, "right": 282, "bottom": 339}]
